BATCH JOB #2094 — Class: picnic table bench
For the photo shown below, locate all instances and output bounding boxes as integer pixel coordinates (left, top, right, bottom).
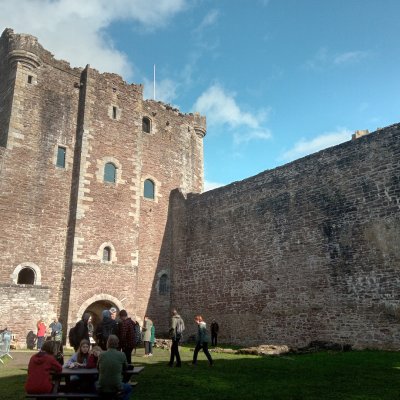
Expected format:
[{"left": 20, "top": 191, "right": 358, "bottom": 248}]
[{"left": 26, "top": 366, "right": 144, "bottom": 400}]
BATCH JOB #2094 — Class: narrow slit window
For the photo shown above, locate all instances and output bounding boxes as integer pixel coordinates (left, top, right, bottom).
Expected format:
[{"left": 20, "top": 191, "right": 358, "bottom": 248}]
[
  {"left": 27, "top": 75, "right": 33, "bottom": 84},
  {"left": 56, "top": 146, "right": 66, "bottom": 168},
  {"left": 103, "top": 247, "right": 111, "bottom": 262},
  {"left": 144, "top": 179, "right": 155, "bottom": 199},
  {"left": 104, "top": 163, "right": 116, "bottom": 183},
  {"left": 112, "top": 106, "right": 117, "bottom": 119},
  {"left": 142, "top": 117, "right": 151, "bottom": 133},
  {"left": 159, "top": 274, "right": 169, "bottom": 295}
]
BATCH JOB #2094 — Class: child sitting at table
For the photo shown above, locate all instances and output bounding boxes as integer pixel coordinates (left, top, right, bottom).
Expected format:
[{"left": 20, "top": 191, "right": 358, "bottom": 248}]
[
  {"left": 64, "top": 339, "right": 90, "bottom": 368},
  {"left": 64, "top": 339, "right": 91, "bottom": 392},
  {"left": 25, "top": 340, "right": 62, "bottom": 394},
  {"left": 86, "top": 345, "right": 102, "bottom": 368}
]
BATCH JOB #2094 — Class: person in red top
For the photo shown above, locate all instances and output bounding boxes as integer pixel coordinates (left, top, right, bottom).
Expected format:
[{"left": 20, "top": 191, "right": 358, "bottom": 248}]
[
  {"left": 86, "top": 345, "right": 102, "bottom": 369},
  {"left": 36, "top": 318, "right": 47, "bottom": 350},
  {"left": 25, "top": 341, "right": 62, "bottom": 394},
  {"left": 118, "top": 309, "right": 136, "bottom": 364}
]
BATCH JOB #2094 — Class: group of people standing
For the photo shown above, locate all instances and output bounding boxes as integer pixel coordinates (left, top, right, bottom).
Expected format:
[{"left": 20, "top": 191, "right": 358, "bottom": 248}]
[{"left": 69, "top": 308, "right": 143, "bottom": 365}]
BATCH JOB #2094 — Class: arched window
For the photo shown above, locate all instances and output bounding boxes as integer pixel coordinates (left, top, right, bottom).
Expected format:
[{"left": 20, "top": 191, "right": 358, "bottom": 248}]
[
  {"left": 17, "top": 267, "right": 35, "bottom": 285},
  {"left": 103, "top": 247, "right": 111, "bottom": 262},
  {"left": 144, "top": 179, "right": 155, "bottom": 199},
  {"left": 142, "top": 117, "right": 151, "bottom": 133},
  {"left": 159, "top": 274, "right": 169, "bottom": 295},
  {"left": 104, "top": 163, "right": 116, "bottom": 183}
]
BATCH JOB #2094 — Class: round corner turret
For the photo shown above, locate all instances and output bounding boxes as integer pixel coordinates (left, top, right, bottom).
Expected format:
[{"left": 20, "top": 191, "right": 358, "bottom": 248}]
[
  {"left": 4, "top": 30, "right": 43, "bottom": 70},
  {"left": 193, "top": 112, "right": 207, "bottom": 138},
  {"left": 8, "top": 49, "right": 42, "bottom": 69}
]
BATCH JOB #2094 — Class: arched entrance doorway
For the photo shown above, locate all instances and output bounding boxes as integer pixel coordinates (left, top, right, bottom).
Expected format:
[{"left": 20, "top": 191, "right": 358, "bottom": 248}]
[
  {"left": 76, "top": 294, "right": 124, "bottom": 336},
  {"left": 84, "top": 300, "right": 118, "bottom": 332}
]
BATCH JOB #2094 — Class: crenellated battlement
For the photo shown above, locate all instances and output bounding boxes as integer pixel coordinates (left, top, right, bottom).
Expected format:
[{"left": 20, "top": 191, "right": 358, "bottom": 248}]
[{"left": 1, "top": 28, "right": 81, "bottom": 75}]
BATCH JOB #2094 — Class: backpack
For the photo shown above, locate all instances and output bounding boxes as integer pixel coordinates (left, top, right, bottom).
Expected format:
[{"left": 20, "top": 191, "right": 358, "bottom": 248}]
[
  {"left": 68, "top": 326, "right": 77, "bottom": 348},
  {"left": 175, "top": 317, "right": 185, "bottom": 338}
]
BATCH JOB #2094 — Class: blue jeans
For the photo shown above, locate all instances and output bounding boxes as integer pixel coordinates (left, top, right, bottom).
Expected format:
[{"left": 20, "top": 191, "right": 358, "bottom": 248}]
[
  {"left": 37, "top": 336, "right": 44, "bottom": 350},
  {"left": 121, "top": 383, "right": 132, "bottom": 400},
  {"left": 97, "top": 383, "right": 132, "bottom": 400}
]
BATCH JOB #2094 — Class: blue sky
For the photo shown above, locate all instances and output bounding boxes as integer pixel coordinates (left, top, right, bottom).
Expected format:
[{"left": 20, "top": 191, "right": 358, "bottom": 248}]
[{"left": 1, "top": 0, "right": 399, "bottom": 191}]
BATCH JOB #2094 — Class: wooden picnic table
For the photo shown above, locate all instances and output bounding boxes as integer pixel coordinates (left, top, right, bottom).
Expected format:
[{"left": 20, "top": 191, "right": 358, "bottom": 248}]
[{"left": 26, "top": 365, "right": 145, "bottom": 399}]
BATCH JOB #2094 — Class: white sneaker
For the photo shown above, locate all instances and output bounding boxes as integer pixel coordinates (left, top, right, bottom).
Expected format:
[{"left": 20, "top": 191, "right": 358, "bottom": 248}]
[{"left": 148, "top": 353, "right": 153, "bottom": 357}]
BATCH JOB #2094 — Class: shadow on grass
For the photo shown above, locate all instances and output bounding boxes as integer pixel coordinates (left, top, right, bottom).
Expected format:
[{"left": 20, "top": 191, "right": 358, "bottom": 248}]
[{"left": 1, "top": 349, "right": 400, "bottom": 400}]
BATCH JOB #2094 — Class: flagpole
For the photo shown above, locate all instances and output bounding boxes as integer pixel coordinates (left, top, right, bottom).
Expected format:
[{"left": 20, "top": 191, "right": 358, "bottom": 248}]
[{"left": 153, "top": 64, "right": 156, "bottom": 100}]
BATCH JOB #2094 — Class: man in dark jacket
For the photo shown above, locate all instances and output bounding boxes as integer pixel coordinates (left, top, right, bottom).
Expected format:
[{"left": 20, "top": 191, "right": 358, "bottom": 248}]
[
  {"left": 210, "top": 319, "right": 219, "bottom": 346},
  {"left": 96, "top": 310, "right": 117, "bottom": 350},
  {"left": 168, "top": 309, "right": 184, "bottom": 367},
  {"left": 118, "top": 309, "right": 135, "bottom": 364},
  {"left": 73, "top": 313, "right": 91, "bottom": 351}
]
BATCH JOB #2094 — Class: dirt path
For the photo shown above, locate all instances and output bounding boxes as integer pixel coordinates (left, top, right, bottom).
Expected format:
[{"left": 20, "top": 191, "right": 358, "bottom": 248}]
[{"left": 4, "top": 350, "right": 34, "bottom": 368}]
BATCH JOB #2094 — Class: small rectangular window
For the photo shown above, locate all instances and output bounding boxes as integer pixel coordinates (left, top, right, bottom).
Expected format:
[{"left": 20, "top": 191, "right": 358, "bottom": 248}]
[
  {"left": 112, "top": 106, "right": 117, "bottom": 119},
  {"left": 27, "top": 75, "right": 33, "bottom": 84},
  {"left": 56, "top": 146, "right": 66, "bottom": 168}
]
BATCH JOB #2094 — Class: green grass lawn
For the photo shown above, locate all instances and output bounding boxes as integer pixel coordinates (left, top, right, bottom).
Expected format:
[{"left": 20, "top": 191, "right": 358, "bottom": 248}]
[{"left": 1, "top": 346, "right": 400, "bottom": 399}]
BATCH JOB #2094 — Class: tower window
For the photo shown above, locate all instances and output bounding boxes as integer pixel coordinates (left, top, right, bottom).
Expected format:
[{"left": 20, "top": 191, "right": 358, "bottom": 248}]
[
  {"left": 159, "top": 274, "right": 169, "bottom": 295},
  {"left": 17, "top": 267, "right": 35, "bottom": 285},
  {"left": 142, "top": 117, "right": 151, "bottom": 133},
  {"left": 103, "top": 247, "right": 111, "bottom": 262},
  {"left": 113, "top": 106, "right": 117, "bottom": 119},
  {"left": 56, "top": 146, "right": 66, "bottom": 168},
  {"left": 27, "top": 75, "right": 33, "bottom": 84},
  {"left": 144, "top": 179, "right": 155, "bottom": 199},
  {"left": 104, "top": 163, "right": 116, "bottom": 183}
]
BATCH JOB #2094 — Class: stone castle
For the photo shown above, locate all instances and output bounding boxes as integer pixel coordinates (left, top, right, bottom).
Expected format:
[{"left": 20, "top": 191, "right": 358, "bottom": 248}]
[{"left": 1, "top": 29, "right": 399, "bottom": 349}]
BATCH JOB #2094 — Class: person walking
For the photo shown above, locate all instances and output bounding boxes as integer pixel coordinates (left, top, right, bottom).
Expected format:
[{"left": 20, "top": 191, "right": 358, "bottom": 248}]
[
  {"left": 168, "top": 309, "right": 184, "bottom": 367},
  {"left": 192, "top": 315, "right": 213, "bottom": 366},
  {"left": 210, "top": 319, "right": 219, "bottom": 346}
]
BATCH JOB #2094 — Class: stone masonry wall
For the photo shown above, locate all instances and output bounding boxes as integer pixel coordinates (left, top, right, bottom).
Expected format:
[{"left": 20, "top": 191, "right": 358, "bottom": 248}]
[
  {"left": 0, "top": 29, "right": 80, "bottom": 341},
  {"left": 173, "top": 124, "right": 400, "bottom": 349},
  {"left": 0, "top": 284, "right": 54, "bottom": 348}
]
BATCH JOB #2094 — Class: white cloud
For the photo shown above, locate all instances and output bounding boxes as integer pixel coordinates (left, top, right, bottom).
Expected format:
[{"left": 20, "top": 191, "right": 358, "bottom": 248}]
[
  {"left": 143, "top": 76, "right": 179, "bottom": 105},
  {"left": 197, "top": 9, "right": 220, "bottom": 32},
  {"left": 0, "top": 0, "right": 187, "bottom": 79},
  {"left": 280, "top": 128, "right": 351, "bottom": 162},
  {"left": 305, "top": 47, "right": 370, "bottom": 70},
  {"left": 203, "top": 180, "right": 225, "bottom": 192},
  {"left": 334, "top": 51, "right": 369, "bottom": 65},
  {"left": 193, "top": 84, "right": 272, "bottom": 143}
]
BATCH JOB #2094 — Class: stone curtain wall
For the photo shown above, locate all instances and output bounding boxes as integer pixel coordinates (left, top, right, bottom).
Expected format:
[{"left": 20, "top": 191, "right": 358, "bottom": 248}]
[
  {"left": 174, "top": 125, "right": 400, "bottom": 349},
  {"left": 0, "top": 284, "right": 54, "bottom": 348}
]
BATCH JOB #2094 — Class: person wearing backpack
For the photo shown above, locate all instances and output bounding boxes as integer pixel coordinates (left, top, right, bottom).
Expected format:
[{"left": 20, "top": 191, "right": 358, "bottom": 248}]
[
  {"left": 72, "top": 313, "right": 91, "bottom": 351},
  {"left": 168, "top": 309, "right": 184, "bottom": 367}
]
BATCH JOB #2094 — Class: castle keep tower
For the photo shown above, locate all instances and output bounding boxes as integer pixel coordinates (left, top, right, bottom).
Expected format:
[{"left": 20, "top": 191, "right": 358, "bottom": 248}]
[{"left": 0, "top": 29, "right": 206, "bottom": 342}]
